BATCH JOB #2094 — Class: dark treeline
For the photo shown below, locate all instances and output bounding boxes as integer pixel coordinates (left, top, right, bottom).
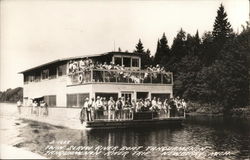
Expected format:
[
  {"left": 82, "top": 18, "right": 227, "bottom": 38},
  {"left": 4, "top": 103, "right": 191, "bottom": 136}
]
[
  {"left": 0, "top": 87, "right": 23, "bottom": 103},
  {"left": 133, "top": 4, "right": 250, "bottom": 112}
]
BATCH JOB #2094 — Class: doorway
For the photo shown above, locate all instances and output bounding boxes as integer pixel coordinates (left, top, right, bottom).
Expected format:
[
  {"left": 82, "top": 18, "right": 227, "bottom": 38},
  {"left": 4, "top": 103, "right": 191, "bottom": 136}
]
[
  {"left": 121, "top": 92, "right": 134, "bottom": 100},
  {"left": 136, "top": 92, "right": 149, "bottom": 100}
]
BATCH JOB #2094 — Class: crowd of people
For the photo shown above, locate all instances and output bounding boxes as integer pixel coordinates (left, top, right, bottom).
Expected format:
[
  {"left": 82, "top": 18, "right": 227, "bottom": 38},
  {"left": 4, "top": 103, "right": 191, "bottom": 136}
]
[
  {"left": 30, "top": 100, "right": 49, "bottom": 116},
  {"left": 80, "top": 96, "right": 187, "bottom": 123},
  {"left": 69, "top": 58, "right": 172, "bottom": 84},
  {"left": 68, "top": 58, "right": 169, "bottom": 73}
]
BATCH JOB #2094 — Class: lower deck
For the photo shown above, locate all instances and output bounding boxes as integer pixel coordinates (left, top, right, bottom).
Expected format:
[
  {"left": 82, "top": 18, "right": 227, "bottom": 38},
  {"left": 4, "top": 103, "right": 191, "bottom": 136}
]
[{"left": 86, "top": 117, "right": 184, "bottom": 129}]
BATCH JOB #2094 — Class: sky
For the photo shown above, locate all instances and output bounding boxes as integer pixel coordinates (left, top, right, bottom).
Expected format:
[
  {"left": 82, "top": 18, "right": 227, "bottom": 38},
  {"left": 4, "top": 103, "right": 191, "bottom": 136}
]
[{"left": 0, "top": 0, "right": 249, "bottom": 91}]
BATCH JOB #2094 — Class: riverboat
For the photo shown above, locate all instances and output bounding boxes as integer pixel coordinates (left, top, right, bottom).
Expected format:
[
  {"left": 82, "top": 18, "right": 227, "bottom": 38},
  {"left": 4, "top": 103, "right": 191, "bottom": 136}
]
[{"left": 19, "top": 51, "right": 184, "bottom": 129}]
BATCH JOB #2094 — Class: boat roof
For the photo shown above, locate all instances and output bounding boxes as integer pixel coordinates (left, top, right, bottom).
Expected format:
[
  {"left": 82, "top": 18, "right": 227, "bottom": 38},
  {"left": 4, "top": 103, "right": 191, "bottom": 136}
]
[{"left": 19, "top": 51, "right": 140, "bottom": 74}]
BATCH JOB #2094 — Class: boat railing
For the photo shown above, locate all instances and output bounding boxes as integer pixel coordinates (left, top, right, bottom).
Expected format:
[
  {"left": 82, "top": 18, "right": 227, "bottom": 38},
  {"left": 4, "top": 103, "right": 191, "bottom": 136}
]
[
  {"left": 67, "top": 69, "right": 173, "bottom": 86},
  {"left": 91, "top": 109, "right": 185, "bottom": 121}
]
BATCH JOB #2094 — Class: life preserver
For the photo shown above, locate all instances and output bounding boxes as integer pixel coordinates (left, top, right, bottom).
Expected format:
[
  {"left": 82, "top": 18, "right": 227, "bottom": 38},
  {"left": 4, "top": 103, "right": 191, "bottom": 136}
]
[{"left": 78, "top": 74, "right": 83, "bottom": 83}]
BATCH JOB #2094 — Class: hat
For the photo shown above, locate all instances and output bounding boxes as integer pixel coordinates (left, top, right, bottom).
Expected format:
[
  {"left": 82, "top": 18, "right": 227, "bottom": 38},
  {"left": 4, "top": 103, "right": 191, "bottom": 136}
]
[
  {"left": 97, "top": 96, "right": 100, "bottom": 99},
  {"left": 85, "top": 97, "right": 89, "bottom": 100}
]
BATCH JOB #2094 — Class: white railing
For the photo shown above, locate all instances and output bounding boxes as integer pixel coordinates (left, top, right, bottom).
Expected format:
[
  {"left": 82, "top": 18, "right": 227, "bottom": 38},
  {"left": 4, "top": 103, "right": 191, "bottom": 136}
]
[{"left": 67, "top": 69, "right": 173, "bottom": 86}]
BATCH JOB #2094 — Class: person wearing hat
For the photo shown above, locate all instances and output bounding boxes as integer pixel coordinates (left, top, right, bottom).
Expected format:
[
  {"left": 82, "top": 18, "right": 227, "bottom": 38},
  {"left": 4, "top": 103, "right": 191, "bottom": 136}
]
[
  {"left": 115, "top": 97, "right": 123, "bottom": 120},
  {"left": 108, "top": 97, "right": 115, "bottom": 120},
  {"left": 144, "top": 98, "right": 151, "bottom": 111},
  {"left": 95, "top": 96, "right": 102, "bottom": 119},
  {"left": 80, "top": 97, "right": 89, "bottom": 123}
]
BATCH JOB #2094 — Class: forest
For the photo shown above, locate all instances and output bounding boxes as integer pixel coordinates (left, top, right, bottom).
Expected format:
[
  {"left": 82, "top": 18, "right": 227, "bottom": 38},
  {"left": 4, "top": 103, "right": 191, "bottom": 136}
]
[{"left": 132, "top": 4, "right": 250, "bottom": 113}]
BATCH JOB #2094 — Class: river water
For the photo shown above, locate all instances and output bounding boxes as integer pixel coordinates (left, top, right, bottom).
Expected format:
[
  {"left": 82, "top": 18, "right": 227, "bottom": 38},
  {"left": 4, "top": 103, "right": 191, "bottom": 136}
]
[{"left": 0, "top": 103, "right": 250, "bottom": 160}]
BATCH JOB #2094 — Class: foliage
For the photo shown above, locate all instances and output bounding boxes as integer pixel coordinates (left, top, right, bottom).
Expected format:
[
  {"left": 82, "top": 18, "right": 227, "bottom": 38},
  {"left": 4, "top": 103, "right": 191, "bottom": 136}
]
[
  {"left": 132, "top": 4, "right": 249, "bottom": 112},
  {"left": 154, "top": 33, "right": 171, "bottom": 66},
  {"left": 134, "top": 39, "right": 153, "bottom": 68},
  {"left": 0, "top": 87, "right": 23, "bottom": 102}
]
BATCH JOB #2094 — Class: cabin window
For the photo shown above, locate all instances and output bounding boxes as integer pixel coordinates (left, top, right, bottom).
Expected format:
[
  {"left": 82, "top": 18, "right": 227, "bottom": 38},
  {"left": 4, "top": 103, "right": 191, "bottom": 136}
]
[
  {"left": 114, "top": 57, "right": 122, "bottom": 66},
  {"left": 33, "top": 71, "right": 41, "bottom": 82},
  {"left": 132, "top": 58, "right": 139, "bottom": 67},
  {"left": 44, "top": 95, "right": 56, "bottom": 107},
  {"left": 58, "top": 64, "right": 66, "bottom": 76},
  {"left": 42, "top": 69, "right": 49, "bottom": 79},
  {"left": 67, "top": 93, "right": 89, "bottom": 108},
  {"left": 28, "top": 75, "right": 35, "bottom": 82},
  {"left": 136, "top": 92, "right": 148, "bottom": 100},
  {"left": 24, "top": 75, "right": 29, "bottom": 83},
  {"left": 123, "top": 57, "right": 131, "bottom": 67},
  {"left": 49, "top": 67, "right": 57, "bottom": 79}
]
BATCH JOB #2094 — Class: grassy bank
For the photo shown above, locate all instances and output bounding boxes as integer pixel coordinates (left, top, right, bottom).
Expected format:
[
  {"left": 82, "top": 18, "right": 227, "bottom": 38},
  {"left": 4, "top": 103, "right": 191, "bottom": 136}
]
[{"left": 186, "top": 102, "right": 250, "bottom": 118}]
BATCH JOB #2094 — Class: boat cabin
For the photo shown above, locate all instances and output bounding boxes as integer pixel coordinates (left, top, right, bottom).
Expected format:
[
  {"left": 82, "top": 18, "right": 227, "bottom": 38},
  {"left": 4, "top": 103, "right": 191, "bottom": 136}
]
[{"left": 20, "top": 51, "right": 173, "bottom": 107}]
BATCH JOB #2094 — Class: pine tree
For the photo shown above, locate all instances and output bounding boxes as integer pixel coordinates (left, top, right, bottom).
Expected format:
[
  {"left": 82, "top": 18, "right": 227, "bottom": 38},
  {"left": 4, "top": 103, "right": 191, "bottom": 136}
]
[
  {"left": 154, "top": 33, "right": 170, "bottom": 66},
  {"left": 169, "top": 28, "right": 187, "bottom": 71},
  {"left": 134, "top": 39, "right": 144, "bottom": 53},
  {"left": 134, "top": 39, "right": 152, "bottom": 68},
  {"left": 212, "top": 4, "right": 233, "bottom": 43}
]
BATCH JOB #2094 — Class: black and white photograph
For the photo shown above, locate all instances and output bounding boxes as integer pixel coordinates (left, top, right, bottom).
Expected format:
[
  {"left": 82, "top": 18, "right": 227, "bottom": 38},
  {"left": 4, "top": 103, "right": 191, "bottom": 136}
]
[{"left": 0, "top": 0, "right": 249, "bottom": 159}]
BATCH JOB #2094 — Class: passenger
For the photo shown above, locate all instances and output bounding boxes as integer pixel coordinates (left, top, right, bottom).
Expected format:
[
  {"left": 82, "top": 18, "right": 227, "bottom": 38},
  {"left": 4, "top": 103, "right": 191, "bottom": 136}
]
[
  {"left": 163, "top": 99, "right": 169, "bottom": 118},
  {"left": 103, "top": 97, "right": 108, "bottom": 118},
  {"left": 108, "top": 97, "right": 115, "bottom": 120},
  {"left": 131, "top": 99, "right": 136, "bottom": 119},
  {"left": 40, "top": 100, "right": 45, "bottom": 116},
  {"left": 94, "top": 96, "right": 102, "bottom": 119},
  {"left": 86, "top": 98, "right": 93, "bottom": 121},
  {"left": 124, "top": 97, "right": 131, "bottom": 119},
  {"left": 144, "top": 98, "right": 151, "bottom": 111},
  {"left": 151, "top": 97, "right": 157, "bottom": 111},
  {"left": 121, "top": 97, "right": 126, "bottom": 119},
  {"left": 169, "top": 98, "right": 176, "bottom": 117},
  {"left": 182, "top": 99, "right": 187, "bottom": 110},
  {"left": 89, "top": 98, "right": 95, "bottom": 120},
  {"left": 80, "top": 97, "right": 88, "bottom": 123},
  {"left": 43, "top": 101, "right": 48, "bottom": 116},
  {"left": 156, "top": 98, "right": 162, "bottom": 112},
  {"left": 115, "top": 97, "right": 123, "bottom": 120},
  {"left": 17, "top": 99, "right": 22, "bottom": 115},
  {"left": 137, "top": 99, "right": 144, "bottom": 111}
]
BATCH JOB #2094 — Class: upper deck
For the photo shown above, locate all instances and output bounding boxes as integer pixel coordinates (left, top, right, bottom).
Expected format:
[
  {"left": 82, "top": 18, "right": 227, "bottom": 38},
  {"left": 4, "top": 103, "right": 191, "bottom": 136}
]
[
  {"left": 67, "top": 69, "right": 173, "bottom": 86},
  {"left": 20, "top": 51, "right": 172, "bottom": 87}
]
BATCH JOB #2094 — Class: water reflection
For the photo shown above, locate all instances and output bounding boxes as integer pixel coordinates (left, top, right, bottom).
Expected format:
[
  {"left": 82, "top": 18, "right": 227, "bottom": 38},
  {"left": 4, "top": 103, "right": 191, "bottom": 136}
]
[{"left": 19, "top": 117, "right": 250, "bottom": 160}]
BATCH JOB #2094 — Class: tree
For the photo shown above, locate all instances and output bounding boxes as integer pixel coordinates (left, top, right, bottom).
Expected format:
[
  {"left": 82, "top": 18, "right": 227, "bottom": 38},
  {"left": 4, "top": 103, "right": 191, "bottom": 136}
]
[
  {"left": 185, "top": 31, "right": 201, "bottom": 57},
  {"left": 168, "top": 28, "right": 187, "bottom": 72},
  {"left": 134, "top": 39, "right": 144, "bottom": 53},
  {"left": 211, "top": 4, "right": 233, "bottom": 62},
  {"left": 154, "top": 33, "right": 171, "bottom": 66},
  {"left": 194, "top": 30, "right": 249, "bottom": 111},
  {"left": 212, "top": 4, "right": 233, "bottom": 43},
  {"left": 134, "top": 39, "right": 152, "bottom": 68}
]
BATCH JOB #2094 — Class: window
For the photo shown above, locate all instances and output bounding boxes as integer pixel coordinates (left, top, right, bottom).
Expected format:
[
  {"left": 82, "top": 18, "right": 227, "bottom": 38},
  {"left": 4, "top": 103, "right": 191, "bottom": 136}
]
[
  {"left": 95, "top": 93, "right": 118, "bottom": 101},
  {"left": 58, "top": 64, "right": 67, "bottom": 76},
  {"left": 123, "top": 57, "right": 131, "bottom": 67},
  {"left": 28, "top": 75, "right": 35, "bottom": 82},
  {"left": 42, "top": 69, "right": 49, "bottom": 79},
  {"left": 34, "top": 71, "right": 41, "bottom": 82},
  {"left": 132, "top": 58, "right": 139, "bottom": 67},
  {"left": 49, "top": 67, "right": 57, "bottom": 79},
  {"left": 114, "top": 57, "right": 122, "bottom": 66},
  {"left": 44, "top": 95, "right": 56, "bottom": 106},
  {"left": 67, "top": 93, "right": 89, "bottom": 108}
]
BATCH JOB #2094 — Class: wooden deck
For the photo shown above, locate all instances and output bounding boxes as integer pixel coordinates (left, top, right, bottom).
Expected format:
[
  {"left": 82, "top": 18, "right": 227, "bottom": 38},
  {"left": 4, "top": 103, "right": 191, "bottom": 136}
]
[{"left": 86, "top": 117, "right": 185, "bottom": 129}]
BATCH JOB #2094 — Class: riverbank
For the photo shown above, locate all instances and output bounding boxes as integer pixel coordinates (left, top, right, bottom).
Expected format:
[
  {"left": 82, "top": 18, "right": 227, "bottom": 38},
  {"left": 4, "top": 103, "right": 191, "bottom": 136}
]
[
  {"left": 0, "top": 103, "right": 85, "bottom": 130},
  {"left": 0, "top": 144, "right": 47, "bottom": 159},
  {"left": 186, "top": 101, "right": 250, "bottom": 118}
]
